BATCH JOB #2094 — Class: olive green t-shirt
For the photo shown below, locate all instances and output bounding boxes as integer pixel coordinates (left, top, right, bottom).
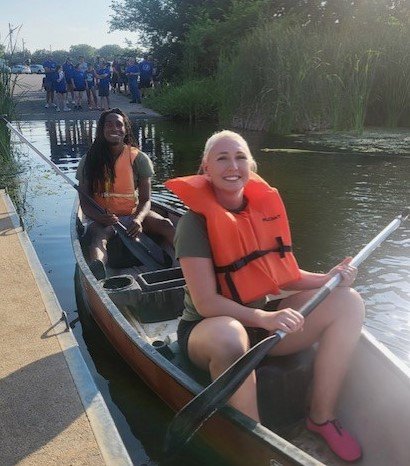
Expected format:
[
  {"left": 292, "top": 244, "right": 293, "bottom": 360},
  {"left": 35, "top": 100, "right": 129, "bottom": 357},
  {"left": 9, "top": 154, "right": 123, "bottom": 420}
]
[
  {"left": 75, "top": 147, "right": 154, "bottom": 186},
  {"left": 175, "top": 210, "right": 267, "bottom": 321}
]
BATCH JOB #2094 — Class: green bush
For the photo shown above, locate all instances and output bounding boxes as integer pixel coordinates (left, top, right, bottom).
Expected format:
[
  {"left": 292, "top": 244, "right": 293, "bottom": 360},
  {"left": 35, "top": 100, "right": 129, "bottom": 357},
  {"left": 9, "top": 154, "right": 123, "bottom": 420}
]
[{"left": 145, "top": 78, "right": 218, "bottom": 123}]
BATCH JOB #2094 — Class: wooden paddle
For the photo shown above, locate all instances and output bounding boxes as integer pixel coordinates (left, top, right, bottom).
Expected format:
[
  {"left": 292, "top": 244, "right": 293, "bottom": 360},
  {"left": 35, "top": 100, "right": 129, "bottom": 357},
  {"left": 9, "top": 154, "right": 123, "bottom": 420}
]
[
  {"left": 164, "top": 209, "right": 409, "bottom": 456},
  {"left": 1, "top": 116, "right": 166, "bottom": 269}
]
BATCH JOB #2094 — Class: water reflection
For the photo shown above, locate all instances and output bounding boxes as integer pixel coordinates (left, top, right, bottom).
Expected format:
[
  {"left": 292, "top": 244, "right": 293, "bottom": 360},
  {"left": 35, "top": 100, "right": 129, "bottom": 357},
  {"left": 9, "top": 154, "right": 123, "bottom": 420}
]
[
  {"left": 15, "top": 118, "right": 410, "bottom": 464},
  {"left": 45, "top": 120, "right": 95, "bottom": 170}
]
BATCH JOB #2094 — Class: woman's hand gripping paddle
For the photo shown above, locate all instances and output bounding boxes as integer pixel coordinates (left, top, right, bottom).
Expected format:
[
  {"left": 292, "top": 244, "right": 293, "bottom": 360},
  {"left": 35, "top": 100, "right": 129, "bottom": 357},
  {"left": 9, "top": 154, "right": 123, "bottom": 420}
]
[{"left": 164, "top": 209, "right": 409, "bottom": 456}]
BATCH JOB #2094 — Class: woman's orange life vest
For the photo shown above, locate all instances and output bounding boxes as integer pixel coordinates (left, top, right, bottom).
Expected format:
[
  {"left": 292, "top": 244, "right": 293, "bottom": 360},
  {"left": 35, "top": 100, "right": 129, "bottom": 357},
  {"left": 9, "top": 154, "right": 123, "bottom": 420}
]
[
  {"left": 93, "top": 145, "right": 139, "bottom": 216},
  {"left": 165, "top": 173, "right": 301, "bottom": 304}
]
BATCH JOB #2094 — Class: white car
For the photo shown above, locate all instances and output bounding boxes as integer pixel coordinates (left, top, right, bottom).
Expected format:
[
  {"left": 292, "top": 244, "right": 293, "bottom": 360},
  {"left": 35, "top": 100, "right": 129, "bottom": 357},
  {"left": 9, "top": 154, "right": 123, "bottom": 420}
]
[
  {"left": 11, "top": 64, "right": 32, "bottom": 74},
  {"left": 30, "top": 64, "right": 45, "bottom": 74}
]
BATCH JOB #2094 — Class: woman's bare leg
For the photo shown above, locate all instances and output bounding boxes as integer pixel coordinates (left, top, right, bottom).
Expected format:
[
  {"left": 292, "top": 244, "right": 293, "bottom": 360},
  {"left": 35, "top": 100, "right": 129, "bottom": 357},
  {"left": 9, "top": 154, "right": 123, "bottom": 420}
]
[{"left": 188, "top": 316, "right": 260, "bottom": 422}]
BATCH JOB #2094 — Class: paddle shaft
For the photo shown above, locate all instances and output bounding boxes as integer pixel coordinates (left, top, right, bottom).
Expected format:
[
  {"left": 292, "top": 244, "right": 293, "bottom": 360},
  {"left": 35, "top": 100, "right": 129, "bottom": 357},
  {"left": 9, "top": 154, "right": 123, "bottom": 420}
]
[{"left": 164, "top": 208, "right": 409, "bottom": 455}]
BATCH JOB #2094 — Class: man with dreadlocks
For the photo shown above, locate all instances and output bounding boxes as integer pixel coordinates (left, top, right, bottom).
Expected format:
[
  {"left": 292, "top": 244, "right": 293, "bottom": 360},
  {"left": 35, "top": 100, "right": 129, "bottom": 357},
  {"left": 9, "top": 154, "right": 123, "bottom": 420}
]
[{"left": 76, "top": 108, "right": 175, "bottom": 279}]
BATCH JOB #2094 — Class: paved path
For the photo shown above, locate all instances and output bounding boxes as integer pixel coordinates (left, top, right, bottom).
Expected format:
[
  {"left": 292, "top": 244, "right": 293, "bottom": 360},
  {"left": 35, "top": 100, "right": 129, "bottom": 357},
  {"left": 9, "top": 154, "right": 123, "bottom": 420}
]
[
  {"left": 12, "top": 73, "right": 161, "bottom": 120},
  {"left": 0, "top": 190, "right": 132, "bottom": 465}
]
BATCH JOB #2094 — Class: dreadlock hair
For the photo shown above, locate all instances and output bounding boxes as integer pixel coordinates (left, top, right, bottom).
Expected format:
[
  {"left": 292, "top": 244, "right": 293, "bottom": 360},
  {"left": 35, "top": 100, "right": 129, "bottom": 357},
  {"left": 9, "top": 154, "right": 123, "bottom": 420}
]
[{"left": 84, "top": 108, "right": 138, "bottom": 194}]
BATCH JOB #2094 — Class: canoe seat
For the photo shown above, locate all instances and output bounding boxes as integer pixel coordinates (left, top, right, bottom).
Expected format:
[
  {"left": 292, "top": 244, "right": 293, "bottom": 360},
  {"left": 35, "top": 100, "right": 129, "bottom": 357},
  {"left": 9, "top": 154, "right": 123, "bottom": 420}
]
[{"left": 257, "top": 348, "right": 315, "bottom": 432}]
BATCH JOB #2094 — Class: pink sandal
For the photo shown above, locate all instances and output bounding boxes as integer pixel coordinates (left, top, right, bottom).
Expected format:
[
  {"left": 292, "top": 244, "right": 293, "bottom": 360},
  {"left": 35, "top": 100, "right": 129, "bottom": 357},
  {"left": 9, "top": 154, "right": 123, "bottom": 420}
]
[{"left": 306, "top": 417, "right": 362, "bottom": 462}]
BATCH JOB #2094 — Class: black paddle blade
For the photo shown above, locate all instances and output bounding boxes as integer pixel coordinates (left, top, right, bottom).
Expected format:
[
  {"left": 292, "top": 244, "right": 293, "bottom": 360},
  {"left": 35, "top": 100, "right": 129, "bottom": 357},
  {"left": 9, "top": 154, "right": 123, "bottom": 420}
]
[
  {"left": 114, "top": 226, "right": 166, "bottom": 269},
  {"left": 163, "top": 333, "right": 281, "bottom": 457}
]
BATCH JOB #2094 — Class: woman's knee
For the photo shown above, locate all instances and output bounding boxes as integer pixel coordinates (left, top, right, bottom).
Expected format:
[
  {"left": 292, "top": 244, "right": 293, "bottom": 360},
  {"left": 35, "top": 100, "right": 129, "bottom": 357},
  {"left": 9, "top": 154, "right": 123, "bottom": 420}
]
[
  {"left": 204, "top": 317, "right": 249, "bottom": 362},
  {"left": 334, "top": 287, "right": 365, "bottom": 324}
]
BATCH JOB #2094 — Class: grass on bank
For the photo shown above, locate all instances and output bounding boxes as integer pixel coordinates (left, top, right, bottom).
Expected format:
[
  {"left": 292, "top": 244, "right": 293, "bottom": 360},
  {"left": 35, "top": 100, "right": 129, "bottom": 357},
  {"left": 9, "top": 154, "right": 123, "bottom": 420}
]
[
  {"left": 145, "top": 77, "right": 218, "bottom": 123},
  {"left": 151, "top": 16, "right": 409, "bottom": 134},
  {"left": 0, "top": 70, "right": 22, "bottom": 199}
]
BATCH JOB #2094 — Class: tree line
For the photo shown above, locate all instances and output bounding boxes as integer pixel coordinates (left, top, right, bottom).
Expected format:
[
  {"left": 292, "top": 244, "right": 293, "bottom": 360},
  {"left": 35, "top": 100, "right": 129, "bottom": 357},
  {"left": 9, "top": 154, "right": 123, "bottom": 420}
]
[
  {"left": 109, "top": 0, "right": 409, "bottom": 132},
  {"left": 2, "top": 43, "right": 143, "bottom": 67}
]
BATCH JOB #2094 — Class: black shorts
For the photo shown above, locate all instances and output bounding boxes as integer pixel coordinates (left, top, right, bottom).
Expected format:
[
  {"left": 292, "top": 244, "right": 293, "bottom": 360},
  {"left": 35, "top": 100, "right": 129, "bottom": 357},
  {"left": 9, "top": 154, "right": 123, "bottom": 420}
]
[
  {"left": 44, "top": 81, "right": 54, "bottom": 92},
  {"left": 177, "top": 298, "right": 282, "bottom": 358},
  {"left": 99, "top": 87, "right": 109, "bottom": 97}
]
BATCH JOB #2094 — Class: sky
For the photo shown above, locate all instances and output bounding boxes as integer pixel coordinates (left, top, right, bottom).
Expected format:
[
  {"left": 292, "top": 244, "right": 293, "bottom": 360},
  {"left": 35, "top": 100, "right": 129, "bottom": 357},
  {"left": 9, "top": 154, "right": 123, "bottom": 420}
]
[{"left": 0, "top": 0, "right": 139, "bottom": 53}]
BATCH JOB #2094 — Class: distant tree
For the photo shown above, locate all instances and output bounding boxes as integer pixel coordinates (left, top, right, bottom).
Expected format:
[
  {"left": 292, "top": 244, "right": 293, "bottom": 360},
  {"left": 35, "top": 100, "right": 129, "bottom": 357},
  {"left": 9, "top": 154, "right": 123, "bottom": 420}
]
[
  {"left": 69, "top": 44, "right": 97, "bottom": 63},
  {"left": 31, "top": 49, "right": 51, "bottom": 64},
  {"left": 5, "top": 49, "right": 31, "bottom": 66},
  {"left": 109, "top": 0, "right": 408, "bottom": 81},
  {"left": 122, "top": 45, "right": 145, "bottom": 59},
  {"left": 97, "top": 44, "right": 124, "bottom": 60},
  {"left": 51, "top": 50, "right": 69, "bottom": 65},
  {"left": 109, "top": 0, "right": 233, "bottom": 78}
]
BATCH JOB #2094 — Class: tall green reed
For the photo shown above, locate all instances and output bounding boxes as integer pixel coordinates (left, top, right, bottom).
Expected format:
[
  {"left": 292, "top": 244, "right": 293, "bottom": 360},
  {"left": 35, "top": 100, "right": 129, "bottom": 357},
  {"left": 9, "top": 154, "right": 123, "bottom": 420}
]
[
  {"left": 373, "top": 23, "right": 410, "bottom": 127},
  {"left": 215, "top": 16, "right": 407, "bottom": 134},
  {"left": 0, "top": 69, "right": 20, "bottom": 190},
  {"left": 145, "top": 78, "right": 218, "bottom": 123}
]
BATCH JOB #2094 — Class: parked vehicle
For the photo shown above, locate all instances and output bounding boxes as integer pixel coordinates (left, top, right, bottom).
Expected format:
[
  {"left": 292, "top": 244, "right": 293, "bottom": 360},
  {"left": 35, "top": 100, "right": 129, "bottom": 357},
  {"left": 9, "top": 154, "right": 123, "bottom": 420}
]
[
  {"left": 72, "top": 192, "right": 410, "bottom": 466},
  {"left": 29, "top": 64, "right": 45, "bottom": 74},
  {"left": 11, "top": 64, "right": 31, "bottom": 74}
]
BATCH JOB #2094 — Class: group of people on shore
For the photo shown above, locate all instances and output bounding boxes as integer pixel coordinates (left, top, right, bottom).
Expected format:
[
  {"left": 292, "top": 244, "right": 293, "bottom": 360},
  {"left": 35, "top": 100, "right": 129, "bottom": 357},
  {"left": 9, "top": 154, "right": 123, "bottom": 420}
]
[
  {"left": 78, "top": 107, "right": 365, "bottom": 463},
  {"left": 42, "top": 55, "right": 158, "bottom": 112}
]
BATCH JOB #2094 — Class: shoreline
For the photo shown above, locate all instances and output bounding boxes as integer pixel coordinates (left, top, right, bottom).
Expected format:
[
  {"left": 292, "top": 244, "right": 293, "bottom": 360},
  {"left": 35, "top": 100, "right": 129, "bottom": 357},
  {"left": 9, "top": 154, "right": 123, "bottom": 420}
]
[{"left": 12, "top": 73, "right": 161, "bottom": 121}]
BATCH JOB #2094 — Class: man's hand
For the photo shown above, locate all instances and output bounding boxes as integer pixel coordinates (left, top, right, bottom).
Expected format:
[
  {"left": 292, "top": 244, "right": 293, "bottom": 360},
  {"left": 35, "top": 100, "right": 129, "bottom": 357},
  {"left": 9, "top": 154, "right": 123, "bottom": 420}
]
[
  {"left": 127, "top": 217, "right": 143, "bottom": 237},
  {"left": 97, "top": 212, "right": 119, "bottom": 226}
]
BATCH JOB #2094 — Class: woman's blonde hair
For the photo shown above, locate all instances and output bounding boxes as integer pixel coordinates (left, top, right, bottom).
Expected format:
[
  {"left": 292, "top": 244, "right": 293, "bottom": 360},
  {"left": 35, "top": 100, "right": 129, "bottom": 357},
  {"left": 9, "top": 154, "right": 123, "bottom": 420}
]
[{"left": 198, "top": 130, "right": 257, "bottom": 174}]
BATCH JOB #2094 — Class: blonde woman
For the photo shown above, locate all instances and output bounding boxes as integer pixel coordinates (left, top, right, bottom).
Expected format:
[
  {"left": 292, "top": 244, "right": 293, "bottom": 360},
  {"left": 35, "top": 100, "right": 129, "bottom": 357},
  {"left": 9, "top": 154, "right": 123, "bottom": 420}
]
[{"left": 165, "top": 130, "right": 364, "bottom": 462}]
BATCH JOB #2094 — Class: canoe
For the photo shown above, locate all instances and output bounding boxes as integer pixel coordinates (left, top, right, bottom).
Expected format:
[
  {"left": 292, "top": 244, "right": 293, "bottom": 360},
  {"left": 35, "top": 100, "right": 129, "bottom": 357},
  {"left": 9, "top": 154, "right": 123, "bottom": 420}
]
[{"left": 71, "top": 191, "right": 410, "bottom": 466}]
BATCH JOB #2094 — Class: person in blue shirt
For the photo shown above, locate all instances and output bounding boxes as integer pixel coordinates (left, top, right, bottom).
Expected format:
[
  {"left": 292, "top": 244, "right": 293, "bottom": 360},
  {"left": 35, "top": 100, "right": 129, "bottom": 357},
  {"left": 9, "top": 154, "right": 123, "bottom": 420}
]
[
  {"left": 138, "top": 54, "right": 154, "bottom": 99},
  {"left": 54, "top": 65, "right": 70, "bottom": 112},
  {"left": 42, "top": 55, "right": 58, "bottom": 108},
  {"left": 125, "top": 57, "right": 141, "bottom": 104},
  {"left": 96, "top": 60, "right": 111, "bottom": 111},
  {"left": 63, "top": 57, "right": 75, "bottom": 105},
  {"left": 72, "top": 63, "right": 86, "bottom": 109},
  {"left": 85, "top": 64, "right": 98, "bottom": 110}
]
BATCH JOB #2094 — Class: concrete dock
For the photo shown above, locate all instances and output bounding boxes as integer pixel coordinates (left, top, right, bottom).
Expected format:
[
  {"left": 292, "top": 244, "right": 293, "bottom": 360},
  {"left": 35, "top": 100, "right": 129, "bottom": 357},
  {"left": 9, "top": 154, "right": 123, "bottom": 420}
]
[{"left": 0, "top": 189, "right": 132, "bottom": 465}]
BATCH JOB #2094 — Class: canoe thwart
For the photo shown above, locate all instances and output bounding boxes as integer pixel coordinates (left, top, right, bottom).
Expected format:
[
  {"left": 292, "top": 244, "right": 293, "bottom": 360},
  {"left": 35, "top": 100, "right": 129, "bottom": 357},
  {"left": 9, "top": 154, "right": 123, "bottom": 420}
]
[
  {"left": 137, "top": 267, "right": 185, "bottom": 292},
  {"left": 101, "top": 271, "right": 185, "bottom": 324}
]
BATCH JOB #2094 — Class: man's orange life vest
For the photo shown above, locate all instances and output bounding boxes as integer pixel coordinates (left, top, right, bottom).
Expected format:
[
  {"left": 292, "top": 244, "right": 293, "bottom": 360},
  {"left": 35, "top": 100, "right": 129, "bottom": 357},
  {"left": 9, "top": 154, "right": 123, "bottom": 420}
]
[
  {"left": 165, "top": 173, "right": 301, "bottom": 304},
  {"left": 93, "top": 145, "right": 139, "bottom": 216}
]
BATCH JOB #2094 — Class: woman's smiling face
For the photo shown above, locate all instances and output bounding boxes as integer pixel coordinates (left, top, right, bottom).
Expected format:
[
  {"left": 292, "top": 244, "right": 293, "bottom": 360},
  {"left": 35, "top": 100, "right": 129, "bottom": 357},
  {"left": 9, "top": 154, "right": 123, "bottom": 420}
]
[{"left": 203, "top": 135, "right": 252, "bottom": 195}]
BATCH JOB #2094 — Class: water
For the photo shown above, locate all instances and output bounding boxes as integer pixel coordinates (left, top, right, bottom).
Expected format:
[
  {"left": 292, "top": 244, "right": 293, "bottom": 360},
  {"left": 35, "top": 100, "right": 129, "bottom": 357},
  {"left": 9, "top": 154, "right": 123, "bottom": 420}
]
[{"left": 11, "top": 118, "right": 410, "bottom": 464}]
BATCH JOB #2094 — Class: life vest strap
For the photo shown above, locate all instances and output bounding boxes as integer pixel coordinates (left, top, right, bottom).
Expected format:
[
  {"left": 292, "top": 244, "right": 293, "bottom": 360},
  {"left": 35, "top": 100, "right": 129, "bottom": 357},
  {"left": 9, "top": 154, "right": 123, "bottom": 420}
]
[
  {"left": 214, "top": 236, "right": 293, "bottom": 304},
  {"left": 214, "top": 237, "right": 292, "bottom": 274},
  {"left": 96, "top": 192, "right": 136, "bottom": 199}
]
